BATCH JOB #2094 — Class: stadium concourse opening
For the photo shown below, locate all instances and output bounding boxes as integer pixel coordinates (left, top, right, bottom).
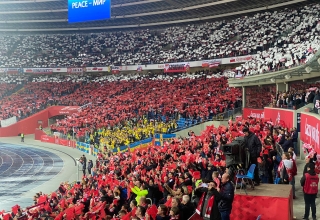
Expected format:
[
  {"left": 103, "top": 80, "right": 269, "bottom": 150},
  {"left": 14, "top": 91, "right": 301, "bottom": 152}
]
[{"left": 0, "top": 1, "right": 320, "bottom": 220}]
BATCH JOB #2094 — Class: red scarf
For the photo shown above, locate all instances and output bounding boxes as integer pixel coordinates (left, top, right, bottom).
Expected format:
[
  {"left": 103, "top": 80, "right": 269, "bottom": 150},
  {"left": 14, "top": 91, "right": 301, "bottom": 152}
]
[
  {"left": 196, "top": 192, "right": 215, "bottom": 218},
  {"left": 202, "top": 161, "right": 207, "bottom": 169}
]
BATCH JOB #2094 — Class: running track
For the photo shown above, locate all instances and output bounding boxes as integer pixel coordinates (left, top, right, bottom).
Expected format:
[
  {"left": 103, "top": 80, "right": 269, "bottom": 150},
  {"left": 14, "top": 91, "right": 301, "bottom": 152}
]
[{"left": 0, "top": 143, "right": 63, "bottom": 211}]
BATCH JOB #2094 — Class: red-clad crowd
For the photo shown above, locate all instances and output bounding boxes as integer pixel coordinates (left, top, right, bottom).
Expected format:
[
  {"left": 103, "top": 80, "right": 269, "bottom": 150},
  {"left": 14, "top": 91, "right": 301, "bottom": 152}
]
[
  {"left": 52, "top": 75, "right": 241, "bottom": 138},
  {"left": 3, "top": 115, "right": 319, "bottom": 220}
]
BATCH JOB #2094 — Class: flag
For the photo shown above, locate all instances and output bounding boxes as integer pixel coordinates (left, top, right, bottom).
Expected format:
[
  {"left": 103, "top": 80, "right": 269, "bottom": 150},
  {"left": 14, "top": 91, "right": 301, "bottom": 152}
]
[{"left": 188, "top": 212, "right": 203, "bottom": 220}]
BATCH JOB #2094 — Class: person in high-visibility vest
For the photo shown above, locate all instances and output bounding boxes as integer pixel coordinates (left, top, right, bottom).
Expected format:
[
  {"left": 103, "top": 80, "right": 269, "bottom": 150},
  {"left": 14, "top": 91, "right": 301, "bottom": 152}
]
[{"left": 21, "top": 133, "right": 24, "bottom": 142}]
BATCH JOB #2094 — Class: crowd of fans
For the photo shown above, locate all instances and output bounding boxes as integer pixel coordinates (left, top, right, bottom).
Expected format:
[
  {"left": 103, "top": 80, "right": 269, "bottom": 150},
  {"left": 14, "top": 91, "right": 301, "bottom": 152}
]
[
  {"left": 3, "top": 115, "right": 317, "bottom": 220},
  {"left": 50, "top": 72, "right": 240, "bottom": 148},
  {"left": 0, "top": 4, "right": 319, "bottom": 70},
  {"left": 233, "top": 4, "right": 320, "bottom": 76},
  {"left": 0, "top": 72, "right": 240, "bottom": 147},
  {"left": 274, "top": 82, "right": 320, "bottom": 111}
]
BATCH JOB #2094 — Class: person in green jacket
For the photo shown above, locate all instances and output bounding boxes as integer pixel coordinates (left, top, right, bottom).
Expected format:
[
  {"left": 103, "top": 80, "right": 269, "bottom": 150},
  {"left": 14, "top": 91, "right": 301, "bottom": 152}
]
[{"left": 131, "top": 184, "right": 148, "bottom": 205}]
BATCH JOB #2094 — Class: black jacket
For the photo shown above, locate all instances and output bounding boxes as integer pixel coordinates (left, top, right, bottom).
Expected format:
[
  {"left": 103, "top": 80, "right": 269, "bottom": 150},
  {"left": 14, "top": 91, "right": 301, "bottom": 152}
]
[
  {"left": 218, "top": 181, "right": 234, "bottom": 212},
  {"left": 244, "top": 132, "right": 262, "bottom": 158},
  {"left": 195, "top": 187, "right": 221, "bottom": 220},
  {"left": 179, "top": 201, "right": 195, "bottom": 220},
  {"left": 278, "top": 134, "right": 286, "bottom": 145},
  {"left": 281, "top": 139, "right": 292, "bottom": 152}
]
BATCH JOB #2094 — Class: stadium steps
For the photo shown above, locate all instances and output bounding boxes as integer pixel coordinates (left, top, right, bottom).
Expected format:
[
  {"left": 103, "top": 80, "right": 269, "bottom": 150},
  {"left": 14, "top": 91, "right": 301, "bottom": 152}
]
[
  {"left": 42, "top": 127, "right": 51, "bottom": 135},
  {"left": 6, "top": 37, "right": 23, "bottom": 57}
]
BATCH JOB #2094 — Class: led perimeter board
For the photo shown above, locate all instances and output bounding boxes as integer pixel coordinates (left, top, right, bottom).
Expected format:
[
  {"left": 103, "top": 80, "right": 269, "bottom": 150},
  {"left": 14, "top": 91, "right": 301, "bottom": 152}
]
[{"left": 68, "top": 0, "right": 111, "bottom": 23}]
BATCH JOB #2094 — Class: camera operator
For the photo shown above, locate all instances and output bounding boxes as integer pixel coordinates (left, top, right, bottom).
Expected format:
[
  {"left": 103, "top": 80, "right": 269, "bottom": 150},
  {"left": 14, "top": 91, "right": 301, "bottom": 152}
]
[{"left": 242, "top": 127, "right": 262, "bottom": 185}]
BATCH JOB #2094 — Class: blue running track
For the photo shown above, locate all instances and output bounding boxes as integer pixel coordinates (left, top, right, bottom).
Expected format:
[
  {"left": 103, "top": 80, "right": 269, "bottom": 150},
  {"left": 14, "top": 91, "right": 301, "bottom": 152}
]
[{"left": 0, "top": 143, "right": 63, "bottom": 211}]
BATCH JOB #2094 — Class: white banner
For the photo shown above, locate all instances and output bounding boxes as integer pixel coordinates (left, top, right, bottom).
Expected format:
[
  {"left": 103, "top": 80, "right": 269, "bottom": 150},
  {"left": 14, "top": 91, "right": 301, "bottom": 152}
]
[
  {"left": 23, "top": 68, "right": 53, "bottom": 74},
  {"left": 16, "top": 54, "right": 256, "bottom": 74},
  {"left": 67, "top": 68, "right": 83, "bottom": 74},
  {"left": 1, "top": 116, "right": 17, "bottom": 127}
]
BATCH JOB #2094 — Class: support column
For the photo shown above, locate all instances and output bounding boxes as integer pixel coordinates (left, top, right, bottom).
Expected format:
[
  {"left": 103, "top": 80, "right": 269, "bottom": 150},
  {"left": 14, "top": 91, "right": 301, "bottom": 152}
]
[
  {"left": 285, "top": 82, "right": 289, "bottom": 92},
  {"left": 276, "top": 83, "right": 286, "bottom": 94},
  {"left": 242, "top": 86, "right": 246, "bottom": 108}
]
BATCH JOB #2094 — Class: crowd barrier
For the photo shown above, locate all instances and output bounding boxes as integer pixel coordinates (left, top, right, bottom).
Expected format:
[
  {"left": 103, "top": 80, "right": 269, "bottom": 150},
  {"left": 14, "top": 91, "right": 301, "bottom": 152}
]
[
  {"left": 40, "top": 134, "right": 76, "bottom": 148},
  {"left": 74, "top": 134, "right": 177, "bottom": 156}
]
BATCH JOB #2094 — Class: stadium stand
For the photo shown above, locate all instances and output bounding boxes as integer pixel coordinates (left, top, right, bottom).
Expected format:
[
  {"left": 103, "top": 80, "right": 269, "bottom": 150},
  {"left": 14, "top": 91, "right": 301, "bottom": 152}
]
[
  {"left": 1, "top": 1, "right": 320, "bottom": 220},
  {"left": 0, "top": 4, "right": 319, "bottom": 71}
]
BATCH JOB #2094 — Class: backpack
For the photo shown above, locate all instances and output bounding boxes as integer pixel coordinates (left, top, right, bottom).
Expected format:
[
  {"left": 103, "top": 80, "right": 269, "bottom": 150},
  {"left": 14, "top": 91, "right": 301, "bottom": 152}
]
[{"left": 281, "top": 165, "right": 290, "bottom": 184}]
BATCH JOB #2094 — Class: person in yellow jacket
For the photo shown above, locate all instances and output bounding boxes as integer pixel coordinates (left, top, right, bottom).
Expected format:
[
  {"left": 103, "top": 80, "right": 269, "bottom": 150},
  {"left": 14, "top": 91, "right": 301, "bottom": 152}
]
[
  {"left": 131, "top": 184, "right": 148, "bottom": 205},
  {"left": 21, "top": 133, "right": 24, "bottom": 142}
]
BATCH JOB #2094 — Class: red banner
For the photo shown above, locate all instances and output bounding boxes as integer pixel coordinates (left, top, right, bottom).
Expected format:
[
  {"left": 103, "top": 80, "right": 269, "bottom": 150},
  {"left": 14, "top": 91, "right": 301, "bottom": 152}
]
[
  {"left": 231, "top": 193, "right": 292, "bottom": 220},
  {"left": 41, "top": 135, "right": 55, "bottom": 143},
  {"left": 264, "top": 108, "right": 294, "bottom": 128},
  {"left": 40, "top": 135, "right": 76, "bottom": 148},
  {"left": 201, "top": 59, "right": 222, "bottom": 68},
  {"left": 300, "top": 113, "right": 320, "bottom": 153},
  {"left": 164, "top": 63, "right": 190, "bottom": 73},
  {"left": 59, "top": 139, "right": 76, "bottom": 148},
  {"left": 48, "top": 106, "right": 79, "bottom": 117},
  {"left": 229, "top": 55, "right": 253, "bottom": 63},
  {"left": 243, "top": 108, "right": 264, "bottom": 119},
  {"left": 112, "top": 66, "right": 120, "bottom": 74}
]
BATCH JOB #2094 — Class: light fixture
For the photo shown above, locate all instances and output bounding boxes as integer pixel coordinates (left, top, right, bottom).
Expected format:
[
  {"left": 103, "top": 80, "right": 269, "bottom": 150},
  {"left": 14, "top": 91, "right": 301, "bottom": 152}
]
[
  {"left": 285, "top": 74, "right": 291, "bottom": 80},
  {"left": 305, "top": 66, "right": 312, "bottom": 73},
  {"left": 270, "top": 78, "right": 275, "bottom": 83}
]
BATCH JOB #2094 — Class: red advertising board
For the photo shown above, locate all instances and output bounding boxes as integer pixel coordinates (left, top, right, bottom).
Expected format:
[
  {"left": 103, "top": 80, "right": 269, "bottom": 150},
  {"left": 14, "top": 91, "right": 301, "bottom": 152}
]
[
  {"left": 41, "top": 135, "right": 55, "bottom": 143},
  {"left": 202, "top": 59, "right": 222, "bottom": 68},
  {"left": 47, "top": 106, "right": 80, "bottom": 117},
  {"left": 40, "top": 134, "right": 76, "bottom": 148},
  {"left": 243, "top": 108, "right": 264, "bottom": 119},
  {"left": 300, "top": 113, "right": 320, "bottom": 154},
  {"left": 59, "top": 139, "right": 76, "bottom": 148},
  {"left": 229, "top": 55, "right": 253, "bottom": 63},
  {"left": 264, "top": 108, "right": 294, "bottom": 128}
]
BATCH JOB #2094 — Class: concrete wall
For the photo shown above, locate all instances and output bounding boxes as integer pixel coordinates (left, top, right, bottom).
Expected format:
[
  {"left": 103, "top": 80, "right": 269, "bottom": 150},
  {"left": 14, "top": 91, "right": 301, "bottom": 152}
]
[{"left": 174, "top": 120, "right": 229, "bottom": 137}]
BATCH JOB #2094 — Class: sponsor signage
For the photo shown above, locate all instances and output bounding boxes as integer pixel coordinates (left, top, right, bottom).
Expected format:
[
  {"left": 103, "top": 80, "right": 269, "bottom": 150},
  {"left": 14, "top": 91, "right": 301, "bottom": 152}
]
[
  {"left": 24, "top": 68, "right": 53, "bottom": 74},
  {"left": 164, "top": 62, "right": 190, "bottom": 73},
  {"left": 300, "top": 113, "right": 320, "bottom": 153},
  {"left": 202, "top": 59, "right": 222, "bottom": 68},
  {"left": 85, "top": 67, "right": 106, "bottom": 72},
  {"left": 48, "top": 106, "right": 80, "bottom": 117},
  {"left": 228, "top": 55, "right": 253, "bottom": 64},
  {"left": 243, "top": 108, "right": 264, "bottom": 119},
  {"left": 6, "top": 68, "right": 21, "bottom": 74},
  {"left": 264, "top": 108, "right": 294, "bottom": 128},
  {"left": 67, "top": 67, "right": 83, "bottom": 74},
  {"left": 112, "top": 66, "right": 120, "bottom": 74}
]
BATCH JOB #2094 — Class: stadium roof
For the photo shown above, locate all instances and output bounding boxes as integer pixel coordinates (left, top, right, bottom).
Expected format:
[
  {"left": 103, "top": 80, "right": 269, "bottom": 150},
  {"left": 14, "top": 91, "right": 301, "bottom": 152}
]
[{"left": 0, "top": 0, "right": 313, "bottom": 31}]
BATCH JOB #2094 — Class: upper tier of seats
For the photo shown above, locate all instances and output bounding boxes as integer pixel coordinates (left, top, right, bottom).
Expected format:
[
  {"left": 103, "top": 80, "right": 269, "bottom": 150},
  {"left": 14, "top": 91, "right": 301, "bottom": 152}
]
[{"left": 0, "top": 4, "right": 319, "bottom": 75}]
